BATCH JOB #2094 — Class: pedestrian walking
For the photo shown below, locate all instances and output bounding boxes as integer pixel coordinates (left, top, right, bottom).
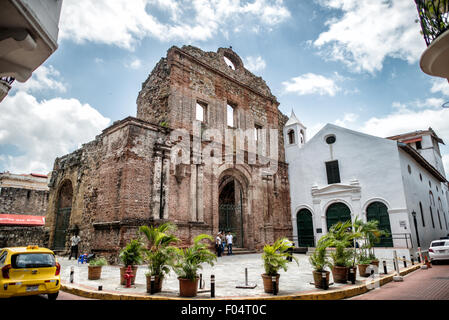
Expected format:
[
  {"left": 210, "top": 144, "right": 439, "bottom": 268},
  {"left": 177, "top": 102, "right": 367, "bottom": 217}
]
[
  {"left": 226, "top": 231, "right": 233, "bottom": 255},
  {"left": 215, "top": 232, "right": 222, "bottom": 257},
  {"left": 68, "top": 231, "right": 81, "bottom": 260}
]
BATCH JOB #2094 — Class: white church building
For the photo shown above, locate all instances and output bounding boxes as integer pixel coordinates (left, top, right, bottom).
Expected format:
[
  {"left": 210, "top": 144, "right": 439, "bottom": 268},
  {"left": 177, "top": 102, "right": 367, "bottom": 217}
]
[{"left": 284, "top": 112, "right": 449, "bottom": 259}]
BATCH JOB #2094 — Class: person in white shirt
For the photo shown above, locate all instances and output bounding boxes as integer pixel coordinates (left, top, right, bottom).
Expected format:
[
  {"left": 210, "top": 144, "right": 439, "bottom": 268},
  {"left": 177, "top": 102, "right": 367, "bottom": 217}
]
[
  {"left": 226, "top": 232, "right": 233, "bottom": 255},
  {"left": 68, "top": 232, "right": 81, "bottom": 260},
  {"left": 215, "top": 232, "right": 222, "bottom": 257}
]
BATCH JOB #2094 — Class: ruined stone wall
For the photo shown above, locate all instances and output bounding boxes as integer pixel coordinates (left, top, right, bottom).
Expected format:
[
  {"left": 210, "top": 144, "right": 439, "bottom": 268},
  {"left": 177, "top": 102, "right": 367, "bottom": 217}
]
[
  {"left": 0, "top": 187, "right": 48, "bottom": 215},
  {"left": 0, "top": 226, "right": 49, "bottom": 248}
]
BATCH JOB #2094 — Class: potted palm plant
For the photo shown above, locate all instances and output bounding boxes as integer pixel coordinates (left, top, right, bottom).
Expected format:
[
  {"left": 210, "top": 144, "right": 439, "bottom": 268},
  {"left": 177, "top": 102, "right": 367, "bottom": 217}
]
[
  {"left": 325, "top": 220, "right": 357, "bottom": 284},
  {"left": 139, "top": 222, "right": 179, "bottom": 293},
  {"left": 88, "top": 257, "right": 108, "bottom": 280},
  {"left": 172, "top": 234, "right": 216, "bottom": 297},
  {"left": 261, "top": 238, "right": 298, "bottom": 293},
  {"left": 309, "top": 236, "right": 332, "bottom": 288},
  {"left": 119, "top": 238, "right": 144, "bottom": 285}
]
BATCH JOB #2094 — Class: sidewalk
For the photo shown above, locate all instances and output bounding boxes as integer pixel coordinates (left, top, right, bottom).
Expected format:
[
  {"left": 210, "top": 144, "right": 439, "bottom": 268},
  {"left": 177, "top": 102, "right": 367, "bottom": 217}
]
[{"left": 58, "top": 253, "right": 421, "bottom": 300}]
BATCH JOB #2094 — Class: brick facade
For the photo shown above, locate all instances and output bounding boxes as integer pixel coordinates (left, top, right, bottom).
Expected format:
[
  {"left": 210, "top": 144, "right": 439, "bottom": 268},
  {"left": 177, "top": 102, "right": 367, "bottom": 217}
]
[{"left": 46, "top": 46, "right": 292, "bottom": 262}]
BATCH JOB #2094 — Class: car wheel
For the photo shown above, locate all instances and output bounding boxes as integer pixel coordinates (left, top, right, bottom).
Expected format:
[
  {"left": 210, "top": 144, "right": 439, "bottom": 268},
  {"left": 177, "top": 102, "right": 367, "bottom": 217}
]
[{"left": 47, "top": 292, "right": 59, "bottom": 301}]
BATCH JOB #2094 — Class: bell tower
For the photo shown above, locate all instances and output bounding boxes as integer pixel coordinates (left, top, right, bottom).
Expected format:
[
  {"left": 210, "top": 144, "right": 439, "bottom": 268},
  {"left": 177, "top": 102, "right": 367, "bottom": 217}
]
[{"left": 284, "top": 110, "right": 307, "bottom": 163}]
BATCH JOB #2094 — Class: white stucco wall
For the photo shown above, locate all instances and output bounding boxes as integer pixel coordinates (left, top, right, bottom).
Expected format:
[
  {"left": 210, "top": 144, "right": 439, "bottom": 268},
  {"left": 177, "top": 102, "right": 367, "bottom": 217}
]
[{"left": 399, "top": 149, "right": 449, "bottom": 250}]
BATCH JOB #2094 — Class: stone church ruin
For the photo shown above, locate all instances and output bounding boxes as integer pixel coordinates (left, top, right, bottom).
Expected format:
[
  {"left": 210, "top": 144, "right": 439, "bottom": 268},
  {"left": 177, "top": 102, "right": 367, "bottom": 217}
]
[{"left": 45, "top": 45, "right": 292, "bottom": 261}]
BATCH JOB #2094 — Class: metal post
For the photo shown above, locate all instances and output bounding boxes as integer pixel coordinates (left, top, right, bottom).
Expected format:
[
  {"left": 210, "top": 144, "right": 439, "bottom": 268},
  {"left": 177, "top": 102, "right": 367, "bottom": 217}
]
[
  {"left": 150, "top": 276, "right": 155, "bottom": 294},
  {"left": 383, "top": 260, "right": 387, "bottom": 274},
  {"left": 321, "top": 272, "right": 328, "bottom": 290},
  {"left": 418, "top": 247, "right": 423, "bottom": 263},
  {"left": 211, "top": 275, "right": 215, "bottom": 298},
  {"left": 349, "top": 267, "right": 355, "bottom": 284},
  {"left": 245, "top": 268, "right": 248, "bottom": 286},
  {"left": 393, "top": 250, "right": 403, "bottom": 282},
  {"left": 199, "top": 274, "right": 203, "bottom": 289},
  {"left": 70, "top": 266, "right": 74, "bottom": 283},
  {"left": 403, "top": 256, "right": 407, "bottom": 268},
  {"left": 411, "top": 257, "right": 414, "bottom": 265},
  {"left": 272, "top": 276, "right": 277, "bottom": 295},
  {"left": 98, "top": 285, "right": 102, "bottom": 291}
]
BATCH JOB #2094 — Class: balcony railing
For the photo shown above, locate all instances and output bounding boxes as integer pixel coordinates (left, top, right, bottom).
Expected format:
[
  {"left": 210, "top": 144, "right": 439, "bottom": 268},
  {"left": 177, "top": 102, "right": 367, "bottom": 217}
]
[
  {"left": 415, "top": 0, "right": 449, "bottom": 46},
  {"left": 0, "top": 77, "right": 15, "bottom": 85}
]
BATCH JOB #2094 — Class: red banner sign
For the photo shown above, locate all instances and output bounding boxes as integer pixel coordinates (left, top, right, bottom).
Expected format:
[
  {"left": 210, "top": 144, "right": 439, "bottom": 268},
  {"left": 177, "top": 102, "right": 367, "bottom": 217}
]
[{"left": 0, "top": 214, "right": 45, "bottom": 226}]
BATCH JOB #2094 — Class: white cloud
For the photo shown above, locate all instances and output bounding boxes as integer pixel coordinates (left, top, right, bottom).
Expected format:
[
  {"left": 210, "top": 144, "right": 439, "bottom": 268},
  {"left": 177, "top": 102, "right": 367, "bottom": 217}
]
[
  {"left": 314, "top": 0, "right": 425, "bottom": 73},
  {"left": 244, "top": 56, "right": 266, "bottom": 73},
  {"left": 334, "top": 112, "right": 359, "bottom": 127},
  {"left": 59, "top": 0, "right": 290, "bottom": 50},
  {"left": 282, "top": 73, "right": 341, "bottom": 96},
  {"left": 430, "top": 78, "right": 449, "bottom": 97},
  {"left": 0, "top": 91, "right": 110, "bottom": 174},
  {"left": 126, "top": 58, "right": 143, "bottom": 70},
  {"left": 13, "top": 65, "right": 67, "bottom": 93}
]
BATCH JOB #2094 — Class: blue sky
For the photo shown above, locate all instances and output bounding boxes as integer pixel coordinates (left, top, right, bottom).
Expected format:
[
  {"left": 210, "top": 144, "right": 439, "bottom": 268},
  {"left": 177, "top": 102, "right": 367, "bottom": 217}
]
[{"left": 1, "top": 0, "right": 449, "bottom": 175}]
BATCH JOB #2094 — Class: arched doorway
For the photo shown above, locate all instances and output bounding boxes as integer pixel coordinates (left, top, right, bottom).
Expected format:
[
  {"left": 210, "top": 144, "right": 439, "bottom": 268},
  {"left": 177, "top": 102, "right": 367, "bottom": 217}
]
[
  {"left": 326, "top": 202, "right": 351, "bottom": 231},
  {"left": 296, "top": 209, "right": 314, "bottom": 247},
  {"left": 219, "top": 175, "right": 244, "bottom": 247},
  {"left": 53, "top": 180, "right": 73, "bottom": 250},
  {"left": 366, "top": 202, "right": 393, "bottom": 247}
]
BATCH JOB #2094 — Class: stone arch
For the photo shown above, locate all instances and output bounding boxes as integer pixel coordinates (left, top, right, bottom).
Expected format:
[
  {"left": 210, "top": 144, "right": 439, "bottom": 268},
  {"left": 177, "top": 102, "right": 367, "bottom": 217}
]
[
  {"left": 217, "top": 166, "right": 251, "bottom": 248},
  {"left": 53, "top": 179, "right": 74, "bottom": 251},
  {"left": 296, "top": 208, "right": 314, "bottom": 247},
  {"left": 325, "top": 201, "right": 352, "bottom": 232},
  {"left": 362, "top": 198, "right": 391, "bottom": 216},
  {"left": 366, "top": 201, "right": 393, "bottom": 247}
]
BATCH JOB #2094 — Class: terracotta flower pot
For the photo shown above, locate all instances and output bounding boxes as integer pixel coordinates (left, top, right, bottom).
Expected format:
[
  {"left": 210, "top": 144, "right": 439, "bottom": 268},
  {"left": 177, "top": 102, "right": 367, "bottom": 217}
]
[
  {"left": 146, "top": 275, "right": 163, "bottom": 293},
  {"left": 261, "top": 273, "right": 280, "bottom": 293},
  {"left": 313, "top": 270, "right": 330, "bottom": 289},
  {"left": 178, "top": 277, "right": 199, "bottom": 297},
  {"left": 332, "top": 266, "right": 348, "bottom": 283},
  {"left": 358, "top": 264, "right": 370, "bottom": 277},
  {"left": 88, "top": 265, "right": 102, "bottom": 280},
  {"left": 120, "top": 266, "right": 138, "bottom": 285},
  {"left": 371, "top": 260, "right": 379, "bottom": 267}
]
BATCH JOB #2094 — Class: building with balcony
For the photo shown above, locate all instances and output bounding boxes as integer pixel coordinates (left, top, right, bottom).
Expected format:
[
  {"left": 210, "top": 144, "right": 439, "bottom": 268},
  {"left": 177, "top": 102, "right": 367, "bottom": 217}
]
[
  {"left": 0, "top": 0, "right": 63, "bottom": 102},
  {"left": 284, "top": 113, "right": 449, "bottom": 260},
  {"left": 415, "top": 0, "right": 449, "bottom": 81}
]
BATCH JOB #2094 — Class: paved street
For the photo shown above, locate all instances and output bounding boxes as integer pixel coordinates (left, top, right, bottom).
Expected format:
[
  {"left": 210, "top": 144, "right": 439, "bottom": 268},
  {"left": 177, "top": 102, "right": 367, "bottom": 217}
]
[
  {"left": 57, "top": 253, "right": 401, "bottom": 299},
  {"left": 350, "top": 262, "right": 449, "bottom": 300}
]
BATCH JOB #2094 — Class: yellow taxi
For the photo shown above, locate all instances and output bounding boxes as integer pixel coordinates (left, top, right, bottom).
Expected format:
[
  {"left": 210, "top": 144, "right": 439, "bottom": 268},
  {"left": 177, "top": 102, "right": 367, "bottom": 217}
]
[{"left": 0, "top": 246, "right": 61, "bottom": 300}]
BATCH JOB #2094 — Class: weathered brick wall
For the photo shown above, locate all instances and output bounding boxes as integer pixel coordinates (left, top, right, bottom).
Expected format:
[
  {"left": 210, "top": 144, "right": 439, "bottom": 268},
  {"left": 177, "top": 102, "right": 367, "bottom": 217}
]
[
  {"left": 46, "top": 45, "right": 293, "bottom": 262},
  {"left": 0, "top": 226, "right": 49, "bottom": 248},
  {"left": 0, "top": 187, "right": 48, "bottom": 215}
]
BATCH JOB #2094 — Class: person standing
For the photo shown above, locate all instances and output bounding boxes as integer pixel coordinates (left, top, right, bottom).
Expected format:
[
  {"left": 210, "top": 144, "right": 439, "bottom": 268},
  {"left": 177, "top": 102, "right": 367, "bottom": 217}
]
[
  {"left": 226, "top": 232, "right": 233, "bottom": 255},
  {"left": 68, "top": 231, "right": 81, "bottom": 260},
  {"left": 215, "top": 232, "right": 222, "bottom": 257}
]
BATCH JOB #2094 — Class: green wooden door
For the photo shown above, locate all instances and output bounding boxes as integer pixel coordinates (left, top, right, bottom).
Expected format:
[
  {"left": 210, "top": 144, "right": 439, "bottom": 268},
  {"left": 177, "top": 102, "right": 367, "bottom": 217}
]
[
  {"left": 53, "top": 207, "right": 71, "bottom": 250},
  {"left": 297, "top": 209, "right": 314, "bottom": 247},
  {"left": 326, "top": 202, "right": 351, "bottom": 231},
  {"left": 366, "top": 202, "right": 393, "bottom": 247}
]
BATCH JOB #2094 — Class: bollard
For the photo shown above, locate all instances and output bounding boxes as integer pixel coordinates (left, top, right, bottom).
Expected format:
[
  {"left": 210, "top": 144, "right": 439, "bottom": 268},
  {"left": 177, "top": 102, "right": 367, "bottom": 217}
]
[
  {"left": 321, "top": 272, "right": 328, "bottom": 290},
  {"left": 411, "top": 257, "right": 414, "bottom": 265},
  {"left": 383, "top": 260, "right": 387, "bottom": 274},
  {"left": 393, "top": 250, "right": 403, "bottom": 282},
  {"left": 211, "top": 275, "right": 215, "bottom": 298},
  {"left": 403, "top": 256, "right": 407, "bottom": 268},
  {"left": 150, "top": 276, "right": 155, "bottom": 294},
  {"left": 272, "top": 276, "right": 277, "bottom": 295},
  {"left": 245, "top": 268, "right": 248, "bottom": 286},
  {"left": 98, "top": 285, "right": 102, "bottom": 291},
  {"left": 199, "top": 274, "right": 203, "bottom": 289},
  {"left": 348, "top": 267, "right": 355, "bottom": 284},
  {"left": 70, "top": 266, "right": 74, "bottom": 283}
]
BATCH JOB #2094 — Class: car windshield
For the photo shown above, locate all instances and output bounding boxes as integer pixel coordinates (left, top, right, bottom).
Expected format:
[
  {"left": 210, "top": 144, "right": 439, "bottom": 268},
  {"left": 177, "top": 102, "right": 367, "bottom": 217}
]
[
  {"left": 431, "top": 241, "right": 447, "bottom": 247},
  {"left": 11, "top": 253, "right": 55, "bottom": 268}
]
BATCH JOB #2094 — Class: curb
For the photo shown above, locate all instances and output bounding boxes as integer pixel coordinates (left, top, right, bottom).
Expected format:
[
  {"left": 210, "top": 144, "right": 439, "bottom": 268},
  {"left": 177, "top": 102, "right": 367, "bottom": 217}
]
[{"left": 61, "top": 264, "right": 422, "bottom": 301}]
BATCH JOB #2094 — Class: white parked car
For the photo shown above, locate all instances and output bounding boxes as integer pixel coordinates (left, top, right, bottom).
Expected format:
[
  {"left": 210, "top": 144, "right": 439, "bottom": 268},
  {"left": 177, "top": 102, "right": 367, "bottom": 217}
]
[{"left": 429, "top": 239, "right": 449, "bottom": 264}]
